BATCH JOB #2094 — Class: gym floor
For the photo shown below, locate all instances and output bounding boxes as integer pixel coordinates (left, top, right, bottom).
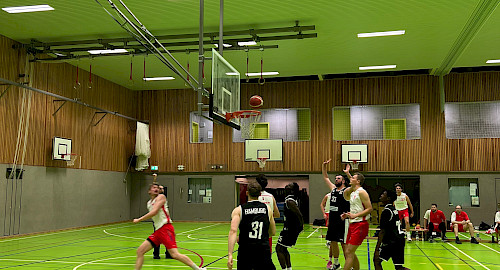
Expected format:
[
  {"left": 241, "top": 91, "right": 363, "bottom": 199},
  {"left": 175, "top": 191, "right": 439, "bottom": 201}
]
[{"left": 1, "top": 222, "right": 499, "bottom": 269}]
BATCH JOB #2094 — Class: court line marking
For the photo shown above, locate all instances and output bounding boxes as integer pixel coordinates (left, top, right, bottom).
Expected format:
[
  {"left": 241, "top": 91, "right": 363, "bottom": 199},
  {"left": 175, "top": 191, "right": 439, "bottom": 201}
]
[
  {"left": 479, "top": 243, "right": 500, "bottom": 255},
  {"left": 0, "top": 223, "right": 134, "bottom": 243},
  {"left": 72, "top": 255, "right": 222, "bottom": 270},
  {"left": 446, "top": 242, "right": 491, "bottom": 270},
  {"left": 177, "top": 223, "right": 222, "bottom": 235},
  {"left": 435, "top": 263, "right": 444, "bottom": 270},
  {"left": 307, "top": 227, "right": 319, "bottom": 238}
]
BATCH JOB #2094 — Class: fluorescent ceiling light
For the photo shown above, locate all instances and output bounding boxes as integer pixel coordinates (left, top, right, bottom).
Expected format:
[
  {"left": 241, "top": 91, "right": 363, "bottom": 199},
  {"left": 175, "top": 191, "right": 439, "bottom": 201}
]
[
  {"left": 238, "top": 41, "right": 257, "bottom": 46},
  {"left": 246, "top": 72, "right": 279, "bottom": 76},
  {"left": 357, "top": 30, "right": 405, "bottom": 38},
  {"left": 143, "top": 77, "right": 175, "bottom": 81},
  {"left": 486, "top": 59, "right": 500, "bottom": 64},
  {"left": 214, "top": 43, "right": 232, "bottom": 48},
  {"left": 359, "top": 65, "right": 397, "bottom": 71},
  {"left": 2, "top": 5, "right": 54, "bottom": 13},
  {"left": 88, "top": 49, "right": 128, "bottom": 55}
]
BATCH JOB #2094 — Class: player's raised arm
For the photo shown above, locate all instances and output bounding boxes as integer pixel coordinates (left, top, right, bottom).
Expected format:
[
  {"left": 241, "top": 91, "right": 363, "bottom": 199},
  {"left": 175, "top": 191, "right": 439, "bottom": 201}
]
[{"left": 322, "top": 159, "right": 335, "bottom": 190}]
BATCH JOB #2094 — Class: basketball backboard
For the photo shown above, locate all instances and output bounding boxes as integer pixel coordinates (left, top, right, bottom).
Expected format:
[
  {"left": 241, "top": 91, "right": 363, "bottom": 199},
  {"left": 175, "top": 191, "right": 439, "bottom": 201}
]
[
  {"left": 341, "top": 144, "right": 368, "bottom": 163},
  {"left": 53, "top": 137, "right": 72, "bottom": 161},
  {"left": 245, "top": 139, "right": 283, "bottom": 161},
  {"left": 210, "top": 49, "right": 241, "bottom": 130}
]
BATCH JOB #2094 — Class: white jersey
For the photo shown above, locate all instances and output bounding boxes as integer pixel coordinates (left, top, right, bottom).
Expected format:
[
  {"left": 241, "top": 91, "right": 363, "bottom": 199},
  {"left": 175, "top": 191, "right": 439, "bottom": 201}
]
[
  {"left": 324, "top": 193, "right": 331, "bottom": 212},
  {"left": 147, "top": 194, "right": 172, "bottom": 230},
  {"left": 495, "top": 211, "right": 500, "bottom": 229},
  {"left": 258, "top": 191, "right": 275, "bottom": 213},
  {"left": 394, "top": 192, "right": 408, "bottom": 210},
  {"left": 424, "top": 209, "right": 431, "bottom": 220},
  {"left": 349, "top": 187, "right": 370, "bottom": 223}
]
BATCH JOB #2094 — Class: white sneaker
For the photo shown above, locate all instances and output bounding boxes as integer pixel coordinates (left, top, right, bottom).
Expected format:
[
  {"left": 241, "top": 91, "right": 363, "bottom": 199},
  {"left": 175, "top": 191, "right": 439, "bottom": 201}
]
[{"left": 407, "top": 237, "right": 412, "bottom": 242}]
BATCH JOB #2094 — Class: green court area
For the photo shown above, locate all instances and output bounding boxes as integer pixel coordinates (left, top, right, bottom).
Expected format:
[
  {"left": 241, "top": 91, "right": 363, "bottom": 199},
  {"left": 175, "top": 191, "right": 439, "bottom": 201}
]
[{"left": 1, "top": 222, "right": 499, "bottom": 269}]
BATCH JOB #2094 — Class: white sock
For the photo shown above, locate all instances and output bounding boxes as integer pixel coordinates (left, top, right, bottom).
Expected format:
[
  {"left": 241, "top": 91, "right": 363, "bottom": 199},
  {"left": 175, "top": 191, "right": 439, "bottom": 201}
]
[
  {"left": 190, "top": 265, "right": 199, "bottom": 270},
  {"left": 407, "top": 232, "right": 411, "bottom": 238},
  {"left": 334, "top": 258, "right": 339, "bottom": 264},
  {"left": 329, "top": 256, "right": 333, "bottom": 262}
]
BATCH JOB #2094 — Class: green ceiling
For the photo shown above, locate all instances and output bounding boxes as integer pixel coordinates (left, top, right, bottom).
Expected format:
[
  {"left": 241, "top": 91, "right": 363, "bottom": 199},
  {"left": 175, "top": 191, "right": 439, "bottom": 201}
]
[{"left": 1, "top": 0, "right": 499, "bottom": 90}]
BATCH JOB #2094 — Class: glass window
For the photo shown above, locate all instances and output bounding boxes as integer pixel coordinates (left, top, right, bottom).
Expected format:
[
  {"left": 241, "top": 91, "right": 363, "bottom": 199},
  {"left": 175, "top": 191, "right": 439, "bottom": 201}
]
[
  {"left": 445, "top": 101, "right": 500, "bottom": 139},
  {"left": 448, "top": 178, "right": 479, "bottom": 207},
  {"left": 333, "top": 104, "right": 420, "bottom": 141},
  {"left": 190, "top": 111, "right": 213, "bottom": 143},
  {"left": 233, "top": 108, "right": 311, "bottom": 142},
  {"left": 188, "top": 178, "right": 212, "bottom": 203}
]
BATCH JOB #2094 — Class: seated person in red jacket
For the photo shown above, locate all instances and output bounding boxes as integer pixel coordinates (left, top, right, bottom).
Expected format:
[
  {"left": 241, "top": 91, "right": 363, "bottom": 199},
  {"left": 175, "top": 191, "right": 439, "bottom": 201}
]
[
  {"left": 451, "top": 205, "right": 479, "bottom": 244},
  {"left": 423, "top": 204, "right": 447, "bottom": 242}
]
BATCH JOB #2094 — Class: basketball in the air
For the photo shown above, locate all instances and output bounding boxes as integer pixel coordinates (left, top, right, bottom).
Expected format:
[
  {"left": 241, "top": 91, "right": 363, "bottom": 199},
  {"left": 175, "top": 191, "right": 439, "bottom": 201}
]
[{"left": 249, "top": 95, "right": 263, "bottom": 109}]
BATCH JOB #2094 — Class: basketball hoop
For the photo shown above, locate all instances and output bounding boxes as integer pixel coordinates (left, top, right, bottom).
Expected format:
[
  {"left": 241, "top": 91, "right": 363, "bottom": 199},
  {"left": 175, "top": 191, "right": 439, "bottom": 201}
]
[
  {"left": 257, "top": 157, "right": 268, "bottom": 169},
  {"left": 64, "top": 154, "right": 79, "bottom": 167},
  {"left": 350, "top": 160, "right": 359, "bottom": 170},
  {"left": 226, "top": 110, "right": 262, "bottom": 139}
]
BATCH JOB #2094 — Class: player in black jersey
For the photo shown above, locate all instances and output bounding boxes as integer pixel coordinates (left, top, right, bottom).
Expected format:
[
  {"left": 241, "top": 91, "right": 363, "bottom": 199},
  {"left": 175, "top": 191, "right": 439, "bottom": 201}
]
[
  {"left": 276, "top": 182, "right": 304, "bottom": 270},
  {"left": 322, "top": 159, "right": 350, "bottom": 270},
  {"left": 373, "top": 190, "right": 410, "bottom": 270},
  {"left": 228, "top": 181, "right": 276, "bottom": 270}
]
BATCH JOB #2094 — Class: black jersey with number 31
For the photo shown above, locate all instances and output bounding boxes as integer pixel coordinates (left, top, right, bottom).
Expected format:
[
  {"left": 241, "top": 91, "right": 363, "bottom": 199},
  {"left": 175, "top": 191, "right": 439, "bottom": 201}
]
[{"left": 239, "top": 200, "right": 270, "bottom": 248}]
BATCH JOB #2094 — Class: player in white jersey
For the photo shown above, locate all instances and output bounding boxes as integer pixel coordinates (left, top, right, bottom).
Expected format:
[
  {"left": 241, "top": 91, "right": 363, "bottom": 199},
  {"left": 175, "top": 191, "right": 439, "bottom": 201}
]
[
  {"left": 394, "top": 183, "right": 414, "bottom": 242},
  {"left": 341, "top": 164, "right": 372, "bottom": 270},
  {"left": 256, "top": 174, "right": 280, "bottom": 251},
  {"left": 132, "top": 183, "right": 205, "bottom": 270}
]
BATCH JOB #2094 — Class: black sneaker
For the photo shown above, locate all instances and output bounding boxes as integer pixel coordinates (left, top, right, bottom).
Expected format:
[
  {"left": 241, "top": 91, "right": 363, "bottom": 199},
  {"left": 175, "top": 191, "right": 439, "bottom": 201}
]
[
  {"left": 455, "top": 238, "right": 462, "bottom": 244},
  {"left": 153, "top": 255, "right": 161, "bottom": 259},
  {"left": 165, "top": 252, "right": 172, "bottom": 259},
  {"left": 470, "top": 237, "right": 479, "bottom": 244},
  {"left": 442, "top": 235, "right": 448, "bottom": 241}
]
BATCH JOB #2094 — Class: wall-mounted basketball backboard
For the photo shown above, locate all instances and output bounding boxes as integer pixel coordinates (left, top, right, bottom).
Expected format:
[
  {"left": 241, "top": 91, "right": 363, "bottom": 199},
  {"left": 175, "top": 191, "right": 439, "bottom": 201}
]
[
  {"left": 53, "top": 137, "right": 72, "bottom": 161},
  {"left": 245, "top": 139, "right": 283, "bottom": 161},
  {"left": 210, "top": 49, "right": 241, "bottom": 130},
  {"left": 341, "top": 144, "right": 368, "bottom": 163}
]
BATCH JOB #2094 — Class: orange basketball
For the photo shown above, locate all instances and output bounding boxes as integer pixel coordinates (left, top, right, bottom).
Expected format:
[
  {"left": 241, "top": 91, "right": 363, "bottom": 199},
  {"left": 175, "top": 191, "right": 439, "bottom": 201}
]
[{"left": 249, "top": 95, "right": 263, "bottom": 109}]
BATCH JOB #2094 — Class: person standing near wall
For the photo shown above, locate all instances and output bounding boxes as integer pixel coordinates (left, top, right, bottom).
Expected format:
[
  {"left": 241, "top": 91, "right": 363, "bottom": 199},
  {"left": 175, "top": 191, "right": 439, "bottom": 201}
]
[
  {"left": 394, "top": 183, "right": 414, "bottom": 242},
  {"left": 322, "top": 159, "right": 350, "bottom": 270},
  {"left": 276, "top": 182, "right": 304, "bottom": 270},
  {"left": 228, "top": 181, "right": 276, "bottom": 270},
  {"left": 341, "top": 164, "right": 372, "bottom": 270},
  {"left": 133, "top": 183, "right": 205, "bottom": 270},
  {"left": 373, "top": 190, "right": 410, "bottom": 270},
  {"left": 495, "top": 203, "right": 500, "bottom": 244}
]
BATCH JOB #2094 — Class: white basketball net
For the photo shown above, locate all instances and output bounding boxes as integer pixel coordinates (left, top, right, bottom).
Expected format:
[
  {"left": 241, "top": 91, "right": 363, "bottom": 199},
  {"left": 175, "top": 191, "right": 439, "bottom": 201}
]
[
  {"left": 350, "top": 160, "right": 359, "bottom": 170},
  {"left": 229, "top": 110, "right": 261, "bottom": 139},
  {"left": 66, "top": 154, "right": 78, "bottom": 167},
  {"left": 257, "top": 158, "right": 267, "bottom": 169}
]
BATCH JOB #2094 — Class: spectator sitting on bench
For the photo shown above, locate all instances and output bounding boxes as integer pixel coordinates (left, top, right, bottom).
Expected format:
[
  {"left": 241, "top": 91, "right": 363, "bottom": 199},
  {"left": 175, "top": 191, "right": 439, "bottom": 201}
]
[
  {"left": 423, "top": 204, "right": 447, "bottom": 242},
  {"left": 451, "top": 205, "right": 479, "bottom": 244}
]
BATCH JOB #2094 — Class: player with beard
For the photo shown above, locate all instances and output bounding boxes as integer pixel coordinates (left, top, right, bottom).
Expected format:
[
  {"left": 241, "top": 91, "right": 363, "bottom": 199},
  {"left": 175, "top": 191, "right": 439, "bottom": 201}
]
[{"left": 322, "top": 159, "right": 350, "bottom": 270}]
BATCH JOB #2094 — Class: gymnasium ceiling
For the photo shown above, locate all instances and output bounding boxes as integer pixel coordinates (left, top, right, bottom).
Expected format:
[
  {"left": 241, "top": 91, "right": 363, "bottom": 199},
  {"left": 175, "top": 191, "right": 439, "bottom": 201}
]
[{"left": 1, "top": 0, "right": 500, "bottom": 90}]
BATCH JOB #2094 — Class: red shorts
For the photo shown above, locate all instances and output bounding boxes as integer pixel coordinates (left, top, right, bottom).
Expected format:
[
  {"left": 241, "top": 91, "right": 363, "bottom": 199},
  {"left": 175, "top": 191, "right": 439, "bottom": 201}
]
[
  {"left": 430, "top": 223, "right": 442, "bottom": 232},
  {"left": 346, "top": 221, "right": 369, "bottom": 246},
  {"left": 148, "top": 223, "right": 177, "bottom": 249},
  {"left": 398, "top": 209, "right": 409, "bottom": 220},
  {"left": 452, "top": 223, "right": 466, "bottom": 232},
  {"left": 325, "top": 213, "right": 330, "bottom": 226}
]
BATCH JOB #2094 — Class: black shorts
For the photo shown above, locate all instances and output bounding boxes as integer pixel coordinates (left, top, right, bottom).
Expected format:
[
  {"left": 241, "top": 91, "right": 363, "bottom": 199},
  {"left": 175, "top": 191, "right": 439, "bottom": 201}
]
[
  {"left": 378, "top": 241, "right": 405, "bottom": 266},
  {"left": 277, "top": 228, "right": 300, "bottom": 247},
  {"left": 326, "top": 218, "right": 348, "bottom": 243},
  {"left": 237, "top": 247, "right": 275, "bottom": 270}
]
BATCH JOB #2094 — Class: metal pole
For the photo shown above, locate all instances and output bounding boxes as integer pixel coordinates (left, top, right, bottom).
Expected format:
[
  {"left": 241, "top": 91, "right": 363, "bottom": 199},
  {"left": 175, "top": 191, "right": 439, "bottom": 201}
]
[
  {"left": 198, "top": 0, "right": 205, "bottom": 115},
  {"left": 219, "top": 0, "right": 223, "bottom": 56},
  {"left": 0, "top": 77, "right": 145, "bottom": 123}
]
